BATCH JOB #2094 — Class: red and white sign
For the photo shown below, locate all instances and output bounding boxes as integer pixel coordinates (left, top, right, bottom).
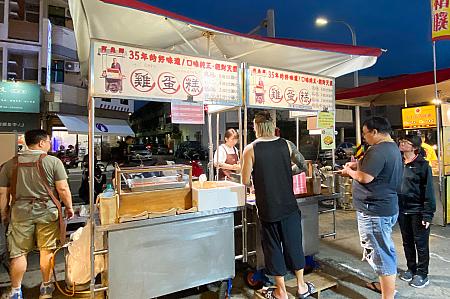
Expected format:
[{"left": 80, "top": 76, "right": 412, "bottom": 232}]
[
  {"left": 171, "top": 102, "right": 205, "bottom": 124},
  {"left": 93, "top": 41, "right": 240, "bottom": 106},
  {"left": 247, "top": 65, "right": 335, "bottom": 111}
]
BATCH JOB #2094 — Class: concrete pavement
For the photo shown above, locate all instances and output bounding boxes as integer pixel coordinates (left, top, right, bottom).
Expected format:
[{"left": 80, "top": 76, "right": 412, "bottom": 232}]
[{"left": 317, "top": 210, "right": 450, "bottom": 298}]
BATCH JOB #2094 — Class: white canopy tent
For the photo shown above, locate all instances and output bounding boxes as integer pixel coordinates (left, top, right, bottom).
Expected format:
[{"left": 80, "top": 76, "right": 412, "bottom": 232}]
[{"left": 69, "top": 0, "right": 382, "bottom": 79}]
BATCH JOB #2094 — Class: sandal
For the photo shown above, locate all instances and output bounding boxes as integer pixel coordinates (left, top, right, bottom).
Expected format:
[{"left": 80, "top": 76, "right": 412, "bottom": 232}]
[
  {"left": 260, "top": 287, "right": 279, "bottom": 299},
  {"left": 298, "top": 281, "right": 316, "bottom": 299},
  {"left": 365, "top": 281, "right": 381, "bottom": 294}
]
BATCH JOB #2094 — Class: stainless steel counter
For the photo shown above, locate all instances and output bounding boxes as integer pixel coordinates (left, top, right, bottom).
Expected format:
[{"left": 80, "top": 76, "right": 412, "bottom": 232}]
[{"left": 100, "top": 207, "right": 237, "bottom": 299}]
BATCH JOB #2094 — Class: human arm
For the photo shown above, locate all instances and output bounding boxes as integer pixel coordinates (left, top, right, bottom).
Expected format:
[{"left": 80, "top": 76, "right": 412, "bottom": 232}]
[
  {"left": 53, "top": 159, "right": 73, "bottom": 219},
  {"left": 421, "top": 164, "right": 436, "bottom": 226},
  {"left": 341, "top": 166, "right": 375, "bottom": 184},
  {"left": 241, "top": 145, "right": 254, "bottom": 186},
  {"left": 0, "top": 165, "right": 10, "bottom": 224},
  {"left": 0, "top": 187, "right": 9, "bottom": 224},
  {"left": 55, "top": 180, "right": 74, "bottom": 219},
  {"left": 341, "top": 147, "right": 384, "bottom": 184},
  {"left": 285, "top": 140, "right": 307, "bottom": 174}
]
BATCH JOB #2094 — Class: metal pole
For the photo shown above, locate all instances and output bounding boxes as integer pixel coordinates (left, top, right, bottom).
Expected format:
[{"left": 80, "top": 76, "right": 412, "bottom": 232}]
[
  {"left": 296, "top": 117, "right": 300, "bottom": 148},
  {"left": 432, "top": 41, "right": 443, "bottom": 193},
  {"left": 215, "top": 113, "right": 220, "bottom": 181},
  {"left": 88, "top": 95, "right": 95, "bottom": 299},
  {"left": 208, "top": 113, "right": 214, "bottom": 181},
  {"left": 238, "top": 107, "right": 243, "bottom": 174}
]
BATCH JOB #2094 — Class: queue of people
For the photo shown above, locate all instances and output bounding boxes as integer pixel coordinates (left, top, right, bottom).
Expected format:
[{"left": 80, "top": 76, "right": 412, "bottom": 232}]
[{"left": 342, "top": 117, "right": 436, "bottom": 299}]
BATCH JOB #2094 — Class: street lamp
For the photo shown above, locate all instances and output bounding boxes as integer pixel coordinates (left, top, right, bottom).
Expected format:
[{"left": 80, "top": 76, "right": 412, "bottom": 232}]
[{"left": 315, "top": 16, "right": 362, "bottom": 145}]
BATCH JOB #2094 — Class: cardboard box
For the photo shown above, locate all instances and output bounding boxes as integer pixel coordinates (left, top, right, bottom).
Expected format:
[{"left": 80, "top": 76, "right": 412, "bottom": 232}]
[{"left": 192, "top": 181, "right": 245, "bottom": 211}]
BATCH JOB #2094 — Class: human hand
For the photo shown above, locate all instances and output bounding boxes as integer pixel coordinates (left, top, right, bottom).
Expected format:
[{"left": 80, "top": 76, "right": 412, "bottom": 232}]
[
  {"left": 340, "top": 166, "right": 351, "bottom": 177},
  {"left": 233, "top": 164, "right": 241, "bottom": 171},
  {"left": 422, "top": 221, "right": 430, "bottom": 229},
  {"left": 65, "top": 207, "right": 74, "bottom": 220},
  {"left": 345, "top": 161, "right": 357, "bottom": 170}
]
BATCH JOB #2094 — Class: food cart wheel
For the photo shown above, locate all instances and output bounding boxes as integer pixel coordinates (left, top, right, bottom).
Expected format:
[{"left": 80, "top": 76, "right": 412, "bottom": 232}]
[{"left": 244, "top": 270, "right": 264, "bottom": 290}]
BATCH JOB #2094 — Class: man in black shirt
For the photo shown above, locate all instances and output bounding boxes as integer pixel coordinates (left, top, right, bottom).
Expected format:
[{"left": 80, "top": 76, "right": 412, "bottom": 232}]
[
  {"left": 342, "top": 117, "right": 403, "bottom": 299},
  {"left": 241, "top": 111, "right": 315, "bottom": 299}
]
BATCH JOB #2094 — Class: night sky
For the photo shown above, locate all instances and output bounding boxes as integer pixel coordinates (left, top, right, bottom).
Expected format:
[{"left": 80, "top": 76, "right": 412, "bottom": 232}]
[{"left": 139, "top": 0, "right": 450, "bottom": 78}]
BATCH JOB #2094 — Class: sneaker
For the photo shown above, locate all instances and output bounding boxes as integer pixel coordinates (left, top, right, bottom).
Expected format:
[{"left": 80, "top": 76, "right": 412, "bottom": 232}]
[
  {"left": 6, "top": 288, "right": 23, "bottom": 299},
  {"left": 409, "top": 275, "right": 430, "bottom": 288},
  {"left": 39, "top": 282, "right": 55, "bottom": 299},
  {"left": 399, "top": 270, "right": 414, "bottom": 282}
]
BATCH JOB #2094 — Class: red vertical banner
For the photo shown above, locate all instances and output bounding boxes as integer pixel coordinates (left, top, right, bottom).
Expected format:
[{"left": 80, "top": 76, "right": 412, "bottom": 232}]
[{"left": 432, "top": 0, "right": 450, "bottom": 40}]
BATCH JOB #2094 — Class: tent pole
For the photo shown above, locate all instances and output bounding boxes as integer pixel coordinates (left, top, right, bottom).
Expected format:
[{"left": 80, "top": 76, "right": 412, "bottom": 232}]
[
  {"left": 88, "top": 95, "right": 95, "bottom": 299},
  {"left": 432, "top": 41, "right": 443, "bottom": 194},
  {"left": 165, "top": 18, "right": 199, "bottom": 55},
  {"left": 215, "top": 114, "right": 220, "bottom": 180},
  {"left": 208, "top": 113, "right": 213, "bottom": 181}
]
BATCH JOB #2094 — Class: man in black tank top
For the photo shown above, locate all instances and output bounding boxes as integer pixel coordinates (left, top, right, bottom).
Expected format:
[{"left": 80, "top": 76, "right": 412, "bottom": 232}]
[{"left": 241, "top": 111, "right": 315, "bottom": 299}]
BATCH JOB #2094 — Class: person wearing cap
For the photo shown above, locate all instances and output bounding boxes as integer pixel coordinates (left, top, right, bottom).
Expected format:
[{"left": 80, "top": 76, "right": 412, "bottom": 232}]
[
  {"left": 397, "top": 134, "right": 435, "bottom": 288},
  {"left": 241, "top": 111, "right": 315, "bottom": 299}
]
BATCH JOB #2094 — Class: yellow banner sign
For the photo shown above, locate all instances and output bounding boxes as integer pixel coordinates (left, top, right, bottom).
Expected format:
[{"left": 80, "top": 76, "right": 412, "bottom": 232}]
[
  {"left": 402, "top": 105, "right": 437, "bottom": 129},
  {"left": 432, "top": 0, "right": 450, "bottom": 41}
]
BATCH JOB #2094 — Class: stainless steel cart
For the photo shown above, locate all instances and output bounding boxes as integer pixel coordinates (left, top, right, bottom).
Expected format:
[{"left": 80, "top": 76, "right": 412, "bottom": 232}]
[{"left": 95, "top": 207, "right": 238, "bottom": 299}]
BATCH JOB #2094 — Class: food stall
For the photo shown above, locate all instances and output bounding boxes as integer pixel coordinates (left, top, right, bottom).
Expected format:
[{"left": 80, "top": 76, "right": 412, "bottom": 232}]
[{"left": 68, "top": 1, "right": 383, "bottom": 298}]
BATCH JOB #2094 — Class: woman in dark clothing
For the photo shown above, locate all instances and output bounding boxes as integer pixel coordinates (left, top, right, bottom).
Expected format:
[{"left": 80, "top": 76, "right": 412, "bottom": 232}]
[{"left": 398, "top": 134, "right": 436, "bottom": 288}]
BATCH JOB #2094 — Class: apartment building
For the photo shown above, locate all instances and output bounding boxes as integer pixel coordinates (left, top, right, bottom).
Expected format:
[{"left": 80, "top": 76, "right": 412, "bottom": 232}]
[{"left": 0, "top": 0, "right": 134, "bottom": 159}]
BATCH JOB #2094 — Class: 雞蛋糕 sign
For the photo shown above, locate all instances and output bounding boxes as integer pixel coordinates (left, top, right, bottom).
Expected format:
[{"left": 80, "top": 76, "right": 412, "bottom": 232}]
[{"left": 92, "top": 41, "right": 241, "bottom": 106}]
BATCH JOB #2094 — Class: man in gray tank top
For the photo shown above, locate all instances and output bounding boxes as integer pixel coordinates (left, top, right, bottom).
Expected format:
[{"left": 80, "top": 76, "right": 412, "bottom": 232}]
[{"left": 241, "top": 111, "right": 315, "bottom": 299}]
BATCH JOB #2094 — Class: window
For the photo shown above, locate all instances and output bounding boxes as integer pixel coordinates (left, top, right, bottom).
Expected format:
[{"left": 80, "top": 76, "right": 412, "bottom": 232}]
[
  {"left": 0, "top": 1, "right": 4, "bottom": 23},
  {"left": 48, "top": 5, "right": 65, "bottom": 27},
  {"left": 7, "top": 50, "right": 39, "bottom": 82},
  {"left": 102, "top": 98, "right": 111, "bottom": 103},
  {"left": 51, "top": 60, "right": 64, "bottom": 83},
  {"left": 120, "top": 99, "right": 129, "bottom": 105}
]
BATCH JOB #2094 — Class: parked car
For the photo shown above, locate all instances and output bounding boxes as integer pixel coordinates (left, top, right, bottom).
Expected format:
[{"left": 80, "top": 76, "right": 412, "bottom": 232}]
[
  {"left": 175, "top": 141, "right": 208, "bottom": 161},
  {"left": 129, "top": 144, "right": 152, "bottom": 161},
  {"left": 152, "top": 143, "right": 171, "bottom": 155}
]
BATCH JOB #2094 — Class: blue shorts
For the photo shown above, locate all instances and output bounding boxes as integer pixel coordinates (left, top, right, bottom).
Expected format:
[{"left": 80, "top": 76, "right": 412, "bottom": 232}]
[{"left": 357, "top": 211, "right": 398, "bottom": 276}]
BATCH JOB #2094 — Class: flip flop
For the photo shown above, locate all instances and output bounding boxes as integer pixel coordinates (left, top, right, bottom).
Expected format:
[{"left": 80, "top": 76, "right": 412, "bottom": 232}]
[
  {"left": 365, "top": 281, "right": 381, "bottom": 294},
  {"left": 260, "top": 287, "right": 279, "bottom": 299},
  {"left": 298, "top": 281, "right": 316, "bottom": 299}
]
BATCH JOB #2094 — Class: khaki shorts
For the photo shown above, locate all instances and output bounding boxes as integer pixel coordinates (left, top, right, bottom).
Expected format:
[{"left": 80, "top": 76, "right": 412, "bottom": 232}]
[{"left": 7, "top": 200, "right": 59, "bottom": 258}]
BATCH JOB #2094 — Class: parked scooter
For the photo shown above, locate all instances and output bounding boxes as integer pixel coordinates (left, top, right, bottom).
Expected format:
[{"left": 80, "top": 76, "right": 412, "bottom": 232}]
[
  {"left": 78, "top": 155, "right": 106, "bottom": 205},
  {"left": 184, "top": 152, "right": 204, "bottom": 179}
]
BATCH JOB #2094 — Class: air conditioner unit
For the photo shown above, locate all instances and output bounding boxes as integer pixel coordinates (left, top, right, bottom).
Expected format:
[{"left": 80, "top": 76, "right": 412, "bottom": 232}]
[
  {"left": 65, "top": 8, "right": 71, "bottom": 19},
  {"left": 64, "top": 61, "right": 80, "bottom": 73}
]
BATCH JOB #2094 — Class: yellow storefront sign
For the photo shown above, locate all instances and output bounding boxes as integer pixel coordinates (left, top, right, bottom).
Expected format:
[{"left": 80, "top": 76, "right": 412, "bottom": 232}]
[{"left": 402, "top": 105, "right": 437, "bottom": 129}]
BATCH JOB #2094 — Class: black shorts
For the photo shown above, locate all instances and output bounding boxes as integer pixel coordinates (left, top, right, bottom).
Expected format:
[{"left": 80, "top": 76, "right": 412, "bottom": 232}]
[{"left": 260, "top": 210, "right": 305, "bottom": 276}]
